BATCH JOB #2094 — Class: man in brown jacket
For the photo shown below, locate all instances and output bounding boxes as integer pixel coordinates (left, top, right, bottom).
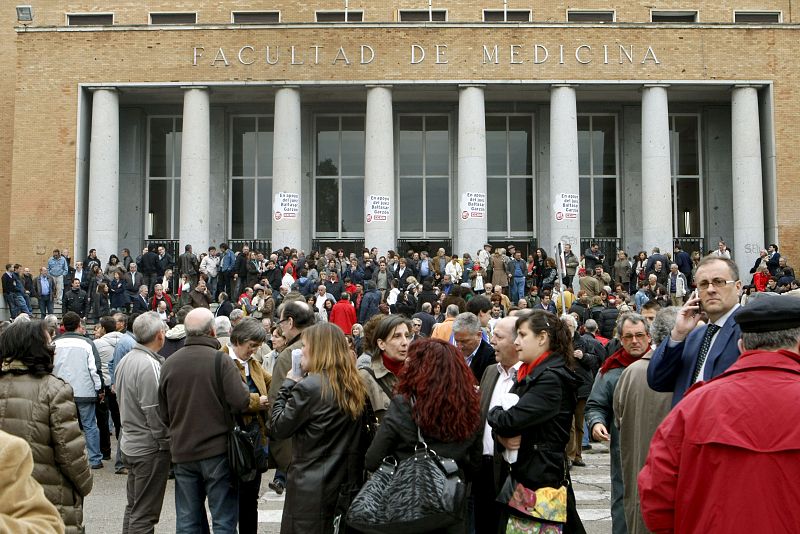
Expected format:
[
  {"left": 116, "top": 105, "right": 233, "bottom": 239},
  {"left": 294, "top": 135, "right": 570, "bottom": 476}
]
[{"left": 158, "top": 308, "right": 250, "bottom": 533}]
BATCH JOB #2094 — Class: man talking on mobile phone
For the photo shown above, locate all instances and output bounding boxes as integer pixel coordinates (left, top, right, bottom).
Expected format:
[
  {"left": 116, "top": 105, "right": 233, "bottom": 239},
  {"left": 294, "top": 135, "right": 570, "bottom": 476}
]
[{"left": 648, "top": 256, "right": 743, "bottom": 406}]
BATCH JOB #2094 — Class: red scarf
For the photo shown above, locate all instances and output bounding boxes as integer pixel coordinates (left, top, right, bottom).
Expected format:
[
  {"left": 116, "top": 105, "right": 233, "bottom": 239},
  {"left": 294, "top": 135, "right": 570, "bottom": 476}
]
[
  {"left": 382, "top": 353, "right": 405, "bottom": 376},
  {"left": 517, "top": 351, "right": 552, "bottom": 383},
  {"left": 600, "top": 347, "right": 640, "bottom": 375}
]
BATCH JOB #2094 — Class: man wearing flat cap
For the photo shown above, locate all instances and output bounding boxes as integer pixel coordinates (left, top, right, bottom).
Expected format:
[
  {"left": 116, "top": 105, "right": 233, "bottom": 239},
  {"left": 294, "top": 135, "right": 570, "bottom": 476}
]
[
  {"left": 648, "top": 256, "right": 743, "bottom": 405},
  {"left": 638, "top": 293, "right": 800, "bottom": 533}
]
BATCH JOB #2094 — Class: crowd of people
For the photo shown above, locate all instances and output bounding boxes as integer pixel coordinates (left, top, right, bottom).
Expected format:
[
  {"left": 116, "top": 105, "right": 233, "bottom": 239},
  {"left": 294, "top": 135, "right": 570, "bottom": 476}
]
[{"left": 0, "top": 240, "right": 799, "bottom": 534}]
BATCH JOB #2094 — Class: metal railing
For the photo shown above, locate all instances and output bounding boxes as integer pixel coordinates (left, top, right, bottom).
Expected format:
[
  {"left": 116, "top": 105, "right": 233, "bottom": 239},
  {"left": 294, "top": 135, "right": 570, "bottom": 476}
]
[
  {"left": 228, "top": 240, "right": 272, "bottom": 254},
  {"left": 144, "top": 239, "right": 179, "bottom": 259},
  {"left": 311, "top": 239, "right": 366, "bottom": 256},
  {"left": 674, "top": 238, "right": 706, "bottom": 257},
  {"left": 580, "top": 238, "right": 622, "bottom": 269},
  {"left": 396, "top": 239, "right": 453, "bottom": 257},
  {"left": 487, "top": 239, "right": 538, "bottom": 259}
]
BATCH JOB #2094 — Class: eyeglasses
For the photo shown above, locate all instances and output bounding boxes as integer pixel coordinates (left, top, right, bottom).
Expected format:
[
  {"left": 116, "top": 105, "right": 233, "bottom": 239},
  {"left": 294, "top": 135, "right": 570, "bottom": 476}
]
[
  {"left": 621, "top": 333, "right": 649, "bottom": 341},
  {"left": 277, "top": 317, "right": 291, "bottom": 326},
  {"left": 696, "top": 278, "right": 736, "bottom": 291}
]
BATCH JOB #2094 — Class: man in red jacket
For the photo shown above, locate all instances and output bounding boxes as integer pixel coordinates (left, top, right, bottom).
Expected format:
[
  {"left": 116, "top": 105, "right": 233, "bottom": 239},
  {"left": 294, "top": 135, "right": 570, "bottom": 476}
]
[
  {"left": 329, "top": 292, "right": 357, "bottom": 334},
  {"left": 638, "top": 294, "right": 800, "bottom": 533}
]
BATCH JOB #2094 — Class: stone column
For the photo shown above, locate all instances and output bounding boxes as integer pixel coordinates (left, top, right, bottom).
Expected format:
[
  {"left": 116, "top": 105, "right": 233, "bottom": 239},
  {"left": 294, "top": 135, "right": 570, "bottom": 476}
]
[
  {"left": 87, "top": 88, "right": 119, "bottom": 259},
  {"left": 364, "top": 86, "right": 395, "bottom": 255},
  {"left": 549, "top": 85, "right": 580, "bottom": 253},
  {"left": 271, "top": 87, "right": 303, "bottom": 249},
  {"left": 731, "top": 85, "right": 765, "bottom": 275},
  {"left": 179, "top": 87, "right": 211, "bottom": 250},
  {"left": 641, "top": 84, "right": 673, "bottom": 255},
  {"left": 456, "top": 85, "right": 488, "bottom": 257}
]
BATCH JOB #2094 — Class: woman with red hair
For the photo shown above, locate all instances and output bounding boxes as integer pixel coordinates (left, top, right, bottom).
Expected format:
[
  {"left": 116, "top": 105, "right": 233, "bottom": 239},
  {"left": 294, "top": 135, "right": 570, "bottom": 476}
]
[{"left": 364, "top": 337, "right": 481, "bottom": 533}]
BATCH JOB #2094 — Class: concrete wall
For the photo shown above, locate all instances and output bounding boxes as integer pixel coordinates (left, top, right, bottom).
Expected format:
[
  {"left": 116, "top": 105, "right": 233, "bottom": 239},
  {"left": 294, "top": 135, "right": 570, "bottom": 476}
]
[
  {"left": 118, "top": 107, "right": 146, "bottom": 257},
  {"left": 704, "top": 106, "right": 734, "bottom": 253},
  {"left": 622, "top": 104, "right": 644, "bottom": 254}
]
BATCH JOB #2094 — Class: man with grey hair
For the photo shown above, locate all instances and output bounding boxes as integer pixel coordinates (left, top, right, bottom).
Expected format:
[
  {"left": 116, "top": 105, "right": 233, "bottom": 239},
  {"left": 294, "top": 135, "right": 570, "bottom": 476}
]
[
  {"left": 115, "top": 311, "right": 171, "bottom": 533},
  {"left": 613, "top": 311, "right": 672, "bottom": 534},
  {"left": 474, "top": 316, "right": 522, "bottom": 533},
  {"left": 228, "top": 307, "right": 245, "bottom": 327},
  {"left": 586, "top": 312, "right": 652, "bottom": 534},
  {"left": 214, "top": 315, "right": 232, "bottom": 349},
  {"left": 412, "top": 301, "right": 436, "bottom": 337},
  {"left": 452, "top": 312, "right": 495, "bottom": 382},
  {"left": 431, "top": 303, "right": 460, "bottom": 342},
  {"left": 158, "top": 308, "right": 250, "bottom": 532},
  {"left": 640, "top": 295, "right": 800, "bottom": 531},
  {"left": 649, "top": 306, "right": 679, "bottom": 349}
]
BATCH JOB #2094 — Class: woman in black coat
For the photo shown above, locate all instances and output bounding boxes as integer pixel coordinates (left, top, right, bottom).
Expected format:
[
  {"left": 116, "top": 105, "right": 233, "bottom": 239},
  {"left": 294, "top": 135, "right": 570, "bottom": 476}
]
[
  {"left": 365, "top": 338, "right": 482, "bottom": 533},
  {"left": 271, "top": 322, "right": 367, "bottom": 534},
  {"left": 488, "top": 310, "right": 586, "bottom": 534}
]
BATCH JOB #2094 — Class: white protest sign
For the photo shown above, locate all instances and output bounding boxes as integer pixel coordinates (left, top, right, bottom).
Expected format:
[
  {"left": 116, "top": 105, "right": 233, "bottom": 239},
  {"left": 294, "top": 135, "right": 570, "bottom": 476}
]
[
  {"left": 273, "top": 192, "right": 300, "bottom": 221},
  {"left": 553, "top": 193, "right": 579, "bottom": 222},
  {"left": 459, "top": 192, "right": 486, "bottom": 220},
  {"left": 365, "top": 195, "right": 391, "bottom": 224}
]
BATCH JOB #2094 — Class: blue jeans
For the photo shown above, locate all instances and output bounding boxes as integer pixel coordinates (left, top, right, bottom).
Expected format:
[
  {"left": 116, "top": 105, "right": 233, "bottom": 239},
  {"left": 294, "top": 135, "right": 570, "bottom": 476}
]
[
  {"left": 76, "top": 401, "right": 102, "bottom": 465},
  {"left": 511, "top": 276, "right": 526, "bottom": 302},
  {"left": 38, "top": 294, "right": 54, "bottom": 318},
  {"left": 174, "top": 453, "right": 238, "bottom": 534}
]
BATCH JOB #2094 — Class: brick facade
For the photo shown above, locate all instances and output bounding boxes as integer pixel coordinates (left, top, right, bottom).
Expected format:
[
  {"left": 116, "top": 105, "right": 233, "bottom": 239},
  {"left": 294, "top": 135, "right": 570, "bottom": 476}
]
[{"left": 2, "top": 2, "right": 799, "bottom": 268}]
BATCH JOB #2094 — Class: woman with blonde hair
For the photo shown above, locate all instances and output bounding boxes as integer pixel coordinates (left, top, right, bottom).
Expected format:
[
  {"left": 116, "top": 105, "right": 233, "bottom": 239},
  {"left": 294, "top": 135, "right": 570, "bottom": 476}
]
[{"left": 271, "top": 322, "right": 367, "bottom": 534}]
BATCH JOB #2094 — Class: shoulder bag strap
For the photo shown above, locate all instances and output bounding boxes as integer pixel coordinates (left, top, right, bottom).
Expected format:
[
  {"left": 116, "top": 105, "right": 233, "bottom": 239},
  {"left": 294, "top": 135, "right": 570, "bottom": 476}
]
[{"left": 363, "top": 365, "right": 394, "bottom": 400}]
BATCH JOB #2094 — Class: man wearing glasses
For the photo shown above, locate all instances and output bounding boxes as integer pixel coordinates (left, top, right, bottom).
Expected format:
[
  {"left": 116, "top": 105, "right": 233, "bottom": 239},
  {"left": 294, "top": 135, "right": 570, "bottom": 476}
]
[{"left": 648, "top": 256, "right": 743, "bottom": 406}]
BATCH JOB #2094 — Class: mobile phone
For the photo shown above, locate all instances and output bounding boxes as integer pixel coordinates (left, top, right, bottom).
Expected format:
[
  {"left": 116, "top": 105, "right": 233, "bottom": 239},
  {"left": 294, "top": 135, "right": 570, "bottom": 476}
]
[
  {"left": 291, "top": 348, "right": 303, "bottom": 377},
  {"left": 693, "top": 290, "right": 703, "bottom": 313}
]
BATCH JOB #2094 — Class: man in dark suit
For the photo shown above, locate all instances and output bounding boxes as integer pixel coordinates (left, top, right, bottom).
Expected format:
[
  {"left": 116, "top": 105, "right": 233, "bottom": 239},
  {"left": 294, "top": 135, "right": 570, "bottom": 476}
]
[
  {"left": 673, "top": 244, "right": 693, "bottom": 282},
  {"left": 474, "top": 316, "right": 521, "bottom": 534},
  {"left": 648, "top": 256, "right": 743, "bottom": 406},
  {"left": 646, "top": 247, "right": 670, "bottom": 274},
  {"left": 766, "top": 243, "right": 781, "bottom": 276},
  {"left": 124, "top": 263, "right": 144, "bottom": 302},
  {"left": 452, "top": 312, "right": 495, "bottom": 383},
  {"left": 131, "top": 285, "right": 150, "bottom": 313}
]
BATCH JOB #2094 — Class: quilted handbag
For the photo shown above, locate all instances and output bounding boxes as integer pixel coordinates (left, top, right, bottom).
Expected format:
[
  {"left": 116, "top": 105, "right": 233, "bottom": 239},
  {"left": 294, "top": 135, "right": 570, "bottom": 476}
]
[{"left": 347, "top": 429, "right": 466, "bottom": 533}]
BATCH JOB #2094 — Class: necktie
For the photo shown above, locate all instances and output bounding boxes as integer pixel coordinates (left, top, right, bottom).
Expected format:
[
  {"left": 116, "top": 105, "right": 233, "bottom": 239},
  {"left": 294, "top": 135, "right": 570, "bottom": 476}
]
[{"left": 691, "top": 323, "right": 721, "bottom": 383}]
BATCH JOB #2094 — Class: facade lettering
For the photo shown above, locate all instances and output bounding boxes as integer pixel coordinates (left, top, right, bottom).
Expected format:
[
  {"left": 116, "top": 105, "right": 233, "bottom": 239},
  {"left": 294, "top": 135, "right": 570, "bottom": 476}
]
[{"left": 192, "top": 44, "right": 662, "bottom": 67}]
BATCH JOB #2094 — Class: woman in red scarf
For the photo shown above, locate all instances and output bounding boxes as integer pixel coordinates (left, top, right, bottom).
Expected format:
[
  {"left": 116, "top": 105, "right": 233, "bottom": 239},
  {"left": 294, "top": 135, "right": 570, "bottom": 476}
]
[
  {"left": 356, "top": 315, "right": 411, "bottom": 422},
  {"left": 488, "top": 310, "right": 586, "bottom": 534}
]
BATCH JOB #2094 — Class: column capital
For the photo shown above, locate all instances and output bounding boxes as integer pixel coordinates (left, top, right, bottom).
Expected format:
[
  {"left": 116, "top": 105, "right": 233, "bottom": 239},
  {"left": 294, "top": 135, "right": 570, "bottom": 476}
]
[
  {"left": 550, "top": 83, "right": 578, "bottom": 89},
  {"left": 365, "top": 84, "right": 393, "bottom": 89},
  {"left": 180, "top": 85, "right": 209, "bottom": 91},
  {"left": 643, "top": 83, "right": 670, "bottom": 89},
  {"left": 732, "top": 83, "right": 763, "bottom": 90},
  {"left": 458, "top": 83, "right": 486, "bottom": 89},
  {"left": 87, "top": 86, "right": 117, "bottom": 93}
]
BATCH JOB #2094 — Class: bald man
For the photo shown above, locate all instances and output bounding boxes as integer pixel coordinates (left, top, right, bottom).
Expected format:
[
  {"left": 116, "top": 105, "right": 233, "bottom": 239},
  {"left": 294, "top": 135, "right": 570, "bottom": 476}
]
[
  {"left": 158, "top": 307, "right": 250, "bottom": 532},
  {"left": 474, "top": 316, "right": 522, "bottom": 534}
]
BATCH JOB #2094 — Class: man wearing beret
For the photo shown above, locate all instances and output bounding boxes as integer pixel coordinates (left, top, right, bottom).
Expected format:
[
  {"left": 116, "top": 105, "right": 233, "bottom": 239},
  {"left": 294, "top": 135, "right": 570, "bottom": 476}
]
[
  {"left": 638, "top": 293, "right": 800, "bottom": 533},
  {"left": 647, "top": 256, "right": 743, "bottom": 405}
]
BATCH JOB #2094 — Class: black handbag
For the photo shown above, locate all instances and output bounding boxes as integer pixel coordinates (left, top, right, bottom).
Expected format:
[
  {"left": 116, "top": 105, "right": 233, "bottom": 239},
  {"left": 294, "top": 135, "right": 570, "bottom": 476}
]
[
  {"left": 214, "top": 351, "right": 259, "bottom": 483},
  {"left": 347, "top": 422, "right": 466, "bottom": 533}
]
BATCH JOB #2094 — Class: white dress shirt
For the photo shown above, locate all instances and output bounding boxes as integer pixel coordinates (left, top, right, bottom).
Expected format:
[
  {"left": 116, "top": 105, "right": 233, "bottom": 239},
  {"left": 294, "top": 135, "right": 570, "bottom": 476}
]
[{"left": 482, "top": 361, "right": 523, "bottom": 455}]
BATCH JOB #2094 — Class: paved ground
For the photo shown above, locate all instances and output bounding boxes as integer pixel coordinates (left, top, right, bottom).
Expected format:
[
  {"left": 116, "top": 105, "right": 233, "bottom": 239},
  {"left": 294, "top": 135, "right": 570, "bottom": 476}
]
[{"left": 84, "top": 439, "right": 612, "bottom": 533}]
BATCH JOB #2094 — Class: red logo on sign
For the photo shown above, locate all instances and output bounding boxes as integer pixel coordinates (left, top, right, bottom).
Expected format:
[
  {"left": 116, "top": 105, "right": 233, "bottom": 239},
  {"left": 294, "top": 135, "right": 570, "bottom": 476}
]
[
  {"left": 555, "top": 212, "right": 564, "bottom": 221},
  {"left": 366, "top": 214, "right": 372, "bottom": 223},
  {"left": 462, "top": 211, "right": 469, "bottom": 220},
  {"left": 274, "top": 212, "right": 282, "bottom": 221}
]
